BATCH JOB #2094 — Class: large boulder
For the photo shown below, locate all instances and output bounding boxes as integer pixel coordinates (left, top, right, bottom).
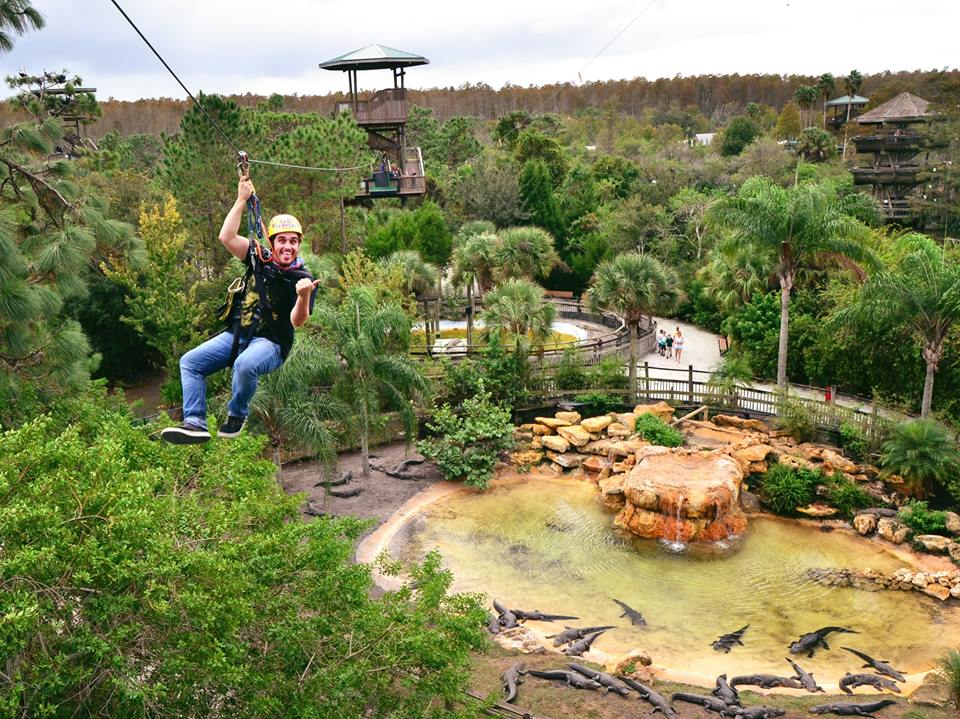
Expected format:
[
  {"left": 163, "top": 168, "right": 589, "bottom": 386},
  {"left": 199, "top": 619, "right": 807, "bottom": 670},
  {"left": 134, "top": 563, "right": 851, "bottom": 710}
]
[
  {"left": 731, "top": 444, "right": 775, "bottom": 468},
  {"left": 581, "top": 415, "right": 613, "bottom": 433},
  {"left": 909, "top": 671, "right": 953, "bottom": 707},
  {"left": 493, "top": 626, "right": 546, "bottom": 654},
  {"left": 557, "top": 424, "right": 592, "bottom": 448},
  {"left": 541, "top": 435, "right": 570, "bottom": 453},
  {"left": 712, "top": 414, "right": 769, "bottom": 433},
  {"left": 536, "top": 416, "right": 571, "bottom": 429},
  {"left": 945, "top": 511, "right": 960, "bottom": 536},
  {"left": 922, "top": 583, "right": 951, "bottom": 601},
  {"left": 877, "top": 517, "right": 910, "bottom": 545},
  {"left": 853, "top": 513, "right": 878, "bottom": 536},
  {"left": 509, "top": 450, "right": 544, "bottom": 467},
  {"left": 555, "top": 411, "right": 582, "bottom": 425},
  {"left": 547, "top": 452, "right": 583, "bottom": 469},
  {"left": 616, "top": 413, "right": 637, "bottom": 432},
  {"left": 606, "top": 422, "right": 632, "bottom": 438},
  {"left": 820, "top": 449, "right": 858, "bottom": 474},
  {"left": 914, "top": 534, "right": 954, "bottom": 554},
  {"left": 634, "top": 401, "right": 675, "bottom": 423},
  {"left": 616, "top": 450, "right": 747, "bottom": 542}
]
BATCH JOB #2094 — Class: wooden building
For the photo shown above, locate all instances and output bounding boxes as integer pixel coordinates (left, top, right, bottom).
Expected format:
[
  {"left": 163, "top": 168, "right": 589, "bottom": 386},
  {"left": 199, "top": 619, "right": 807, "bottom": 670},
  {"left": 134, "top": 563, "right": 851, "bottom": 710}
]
[
  {"left": 319, "top": 44, "right": 428, "bottom": 199},
  {"left": 851, "top": 92, "right": 938, "bottom": 220},
  {"left": 825, "top": 94, "right": 869, "bottom": 129}
]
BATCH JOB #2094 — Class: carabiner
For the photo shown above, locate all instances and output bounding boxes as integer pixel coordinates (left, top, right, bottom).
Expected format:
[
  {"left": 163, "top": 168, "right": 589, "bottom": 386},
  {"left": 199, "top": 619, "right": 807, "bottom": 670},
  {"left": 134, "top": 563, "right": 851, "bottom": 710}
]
[{"left": 237, "top": 150, "right": 250, "bottom": 179}]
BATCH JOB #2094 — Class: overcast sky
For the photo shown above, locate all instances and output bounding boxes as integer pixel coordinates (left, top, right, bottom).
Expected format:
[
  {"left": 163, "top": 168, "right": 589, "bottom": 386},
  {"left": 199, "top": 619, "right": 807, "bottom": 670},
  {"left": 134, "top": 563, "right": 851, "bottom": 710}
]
[{"left": 2, "top": 0, "right": 956, "bottom": 101}]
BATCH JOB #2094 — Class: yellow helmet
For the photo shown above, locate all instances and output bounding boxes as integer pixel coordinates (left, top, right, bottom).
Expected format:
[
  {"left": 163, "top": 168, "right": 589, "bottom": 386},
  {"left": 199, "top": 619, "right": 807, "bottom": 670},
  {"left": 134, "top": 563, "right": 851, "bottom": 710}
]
[{"left": 267, "top": 213, "right": 303, "bottom": 239}]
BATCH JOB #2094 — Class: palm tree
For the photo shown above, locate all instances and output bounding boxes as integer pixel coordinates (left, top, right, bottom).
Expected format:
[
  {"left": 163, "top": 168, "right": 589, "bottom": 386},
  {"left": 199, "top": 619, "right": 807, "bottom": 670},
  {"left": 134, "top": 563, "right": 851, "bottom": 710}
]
[
  {"left": 697, "top": 236, "right": 772, "bottom": 313},
  {"left": 706, "top": 355, "right": 754, "bottom": 409},
  {"left": 494, "top": 226, "right": 562, "bottom": 282},
  {"left": 842, "top": 69, "right": 864, "bottom": 160},
  {"left": 0, "top": 0, "right": 44, "bottom": 54},
  {"left": 314, "top": 286, "right": 427, "bottom": 477},
  {"left": 708, "top": 177, "right": 876, "bottom": 387},
  {"left": 881, "top": 418, "right": 960, "bottom": 499},
  {"left": 481, "top": 279, "right": 556, "bottom": 352},
  {"left": 379, "top": 250, "right": 439, "bottom": 299},
  {"left": 587, "top": 253, "right": 682, "bottom": 402},
  {"left": 796, "top": 127, "right": 834, "bottom": 163},
  {"left": 794, "top": 85, "right": 819, "bottom": 129},
  {"left": 249, "top": 333, "right": 347, "bottom": 473},
  {"left": 450, "top": 221, "right": 497, "bottom": 348},
  {"left": 834, "top": 233, "right": 960, "bottom": 417},
  {"left": 816, "top": 73, "right": 835, "bottom": 129}
]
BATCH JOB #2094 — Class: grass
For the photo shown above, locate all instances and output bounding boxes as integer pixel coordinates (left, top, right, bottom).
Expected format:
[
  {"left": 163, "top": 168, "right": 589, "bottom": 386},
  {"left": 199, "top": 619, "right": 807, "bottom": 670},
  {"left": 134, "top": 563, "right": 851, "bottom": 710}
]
[{"left": 939, "top": 648, "right": 960, "bottom": 707}]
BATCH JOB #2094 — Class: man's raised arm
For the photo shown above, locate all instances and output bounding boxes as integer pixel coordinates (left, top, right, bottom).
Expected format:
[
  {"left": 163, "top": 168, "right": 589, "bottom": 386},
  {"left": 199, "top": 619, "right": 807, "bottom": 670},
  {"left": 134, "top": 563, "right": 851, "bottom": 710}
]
[{"left": 219, "top": 178, "right": 256, "bottom": 260}]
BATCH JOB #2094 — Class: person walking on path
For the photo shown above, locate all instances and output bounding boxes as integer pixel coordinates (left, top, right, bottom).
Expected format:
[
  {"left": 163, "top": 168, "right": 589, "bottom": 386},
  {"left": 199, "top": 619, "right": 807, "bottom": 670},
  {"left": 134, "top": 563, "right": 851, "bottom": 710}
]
[
  {"left": 161, "top": 177, "right": 320, "bottom": 445},
  {"left": 665, "top": 331, "right": 674, "bottom": 359},
  {"left": 674, "top": 327, "right": 685, "bottom": 364},
  {"left": 658, "top": 329, "right": 667, "bottom": 357}
]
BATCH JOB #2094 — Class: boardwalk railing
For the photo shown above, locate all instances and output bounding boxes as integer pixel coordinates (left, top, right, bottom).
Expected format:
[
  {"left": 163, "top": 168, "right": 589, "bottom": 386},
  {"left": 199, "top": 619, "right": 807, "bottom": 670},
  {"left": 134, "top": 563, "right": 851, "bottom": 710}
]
[{"left": 524, "top": 362, "right": 900, "bottom": 439}]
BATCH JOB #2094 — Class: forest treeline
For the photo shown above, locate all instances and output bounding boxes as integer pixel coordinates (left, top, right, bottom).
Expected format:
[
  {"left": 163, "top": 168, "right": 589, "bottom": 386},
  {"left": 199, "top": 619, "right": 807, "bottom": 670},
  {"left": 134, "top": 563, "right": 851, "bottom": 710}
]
[{"left": 2, "top": 67, "right": 957, "bottom": 139}]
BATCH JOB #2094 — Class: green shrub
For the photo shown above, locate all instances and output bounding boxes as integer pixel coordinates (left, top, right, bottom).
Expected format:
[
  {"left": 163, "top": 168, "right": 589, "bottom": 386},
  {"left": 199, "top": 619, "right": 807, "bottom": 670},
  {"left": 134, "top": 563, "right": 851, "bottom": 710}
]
[
  {"left": 576, "top": 392, "right": 625, "bottom": 416},
  {"left": 899, "top": 500, "right": 949, "bottom": 535},
  {"left": 759, "top": 463, "right": 822, "bottom": 515},
  {"left": 585, "top": 357, "right": 628, "bottom": 390},
  {"left": 0, "top": 397, "right": 486, "bottom": 716},
  {"left": 881, "top": 419, "right": 960, "bottom": 502},
  {"left": 634, "top": 413, "right": 684, "bottom": 447},
  {"left": 938, "top": 648, "right": 960, "bottom": 708},
  {"left": 838, "top": 421, "right": 872, "bottom": 463},
  {"left": 773, "top": 392, "right": 818, "bottom": 443},
  {"left": 418, "top": 389, "right": 515, "bottom": 489},
  {"left": 825, "top": 474, "right": 873, "bottom": 518},
  {"left": 555, "top": 348, "right": 588, "bottom": 390}
]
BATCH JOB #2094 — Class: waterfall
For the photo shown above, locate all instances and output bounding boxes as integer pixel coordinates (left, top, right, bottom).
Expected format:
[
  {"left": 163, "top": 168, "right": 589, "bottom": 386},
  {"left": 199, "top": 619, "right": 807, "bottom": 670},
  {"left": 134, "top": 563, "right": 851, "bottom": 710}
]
[{"left": 662, "top": 493, "right": 687, "bottom": 553}]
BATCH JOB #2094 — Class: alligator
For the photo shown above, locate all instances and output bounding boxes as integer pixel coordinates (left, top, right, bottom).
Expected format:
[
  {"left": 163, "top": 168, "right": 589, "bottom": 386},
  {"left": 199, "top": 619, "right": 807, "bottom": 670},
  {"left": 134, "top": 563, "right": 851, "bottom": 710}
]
[
  {"left": 730, "top": 674, "right": 804, "bottom": 690},
  {"left": 547, "top": 625, "right": 616, "bottom": 646},
  {"left": 737, "top": 706, "right": 787, "bottom": 719},
  {"left": 808, "top": 699, "right": 898, "bottom": 717},
  {"left": 712, "top": 674, "right": 741, "bottom": 706},
  {"left": 736, "top": 707, "right": 786, "bottom": 719},
  {"left": 501, "top": 662, "right": 525, "bottom": 703},
  {"left": 789, "top": 626, "right": 857, "bottom": 658},
  {"left": 492, "top": 599, "right": 518, "bottom": 629},
  {"left": 786, "top": 658, "right": 825, "bottom": 693},
  {"left": 511, "top": 609, "right": 579, "bottom": 622},
  {"left": 327, "top": 486, "right": 362, "bottom": 498},
  {"left": 712, "top": 624, "right": 749, "bottom": 653},
  {"left": 313, "top": 470, "right": 352, "bottom": 487},
  {"left": 527, "top": 669, "right": 602, "bottom": 691},
  {"left": 486, "top": 612, "right": 501, "bottom": 635},
  {"left": 562, "top": 629, "right": 606, "bottom": 656},
  {"left": 671, "top": 692, "right": 734, "bottom": 715},
  {"left": 568, "top": 662, "right": 631, "bottom": 696},
  {"left": 619, "top": 677, "right": 677, "bottom": 718},
  {"left": 841, "top": 648, "right": 907, "bottom": 683},
  {"left": 612, "top": 598, "right": 647, "bottom": 626},
  {"left": 839, "top": 674, "right": 901, "bottom": 695}
]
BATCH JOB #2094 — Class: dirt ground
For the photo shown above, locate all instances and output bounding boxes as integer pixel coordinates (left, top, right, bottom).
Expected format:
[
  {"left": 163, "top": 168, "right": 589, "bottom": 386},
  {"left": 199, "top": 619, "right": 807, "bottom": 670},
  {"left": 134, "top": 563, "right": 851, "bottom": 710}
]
[
  {"left": 470, "top": 646, "right": 954, "bottom": 719},
  {"left": 281, "top": 440, "right": 442, "bottom": 538}
]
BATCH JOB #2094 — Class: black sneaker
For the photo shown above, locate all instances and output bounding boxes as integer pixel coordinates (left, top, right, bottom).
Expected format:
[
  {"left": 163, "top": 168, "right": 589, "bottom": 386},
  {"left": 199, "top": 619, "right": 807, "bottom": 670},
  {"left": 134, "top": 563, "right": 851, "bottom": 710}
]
[
  {"left": 218, "top": 416, "right": 245, "bottom": 438},
  {"left": 160, "top": 422, "right": 211, "bottom": 445}
]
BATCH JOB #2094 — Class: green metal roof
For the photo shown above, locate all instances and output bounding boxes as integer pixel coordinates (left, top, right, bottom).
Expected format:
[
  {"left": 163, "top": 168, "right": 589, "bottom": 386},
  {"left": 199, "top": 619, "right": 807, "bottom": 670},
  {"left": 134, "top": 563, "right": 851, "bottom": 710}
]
[
  {"left": 319, "top": 44, "right": 429, "bottom": 71},
  {"left": 825, "top": 94, "right": 869, "bottom": 107}
]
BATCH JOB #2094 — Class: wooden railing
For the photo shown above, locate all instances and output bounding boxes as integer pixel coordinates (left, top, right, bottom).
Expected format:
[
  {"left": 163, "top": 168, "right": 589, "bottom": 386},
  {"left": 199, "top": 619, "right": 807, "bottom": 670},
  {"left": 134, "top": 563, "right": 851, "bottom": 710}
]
[
  {"left": 522, "top": 363, "right": 898, "bottom": 439},
  {"left": 335, "top": 88, "right": 407, "bottom": 125}
]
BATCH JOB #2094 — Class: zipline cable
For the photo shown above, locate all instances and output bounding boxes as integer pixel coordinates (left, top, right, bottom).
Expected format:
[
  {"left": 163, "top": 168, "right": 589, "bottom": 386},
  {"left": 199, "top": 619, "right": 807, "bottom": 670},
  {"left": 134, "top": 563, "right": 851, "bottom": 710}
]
[{"left": 106, "top": 0, "right": 367, "bottom": 174}]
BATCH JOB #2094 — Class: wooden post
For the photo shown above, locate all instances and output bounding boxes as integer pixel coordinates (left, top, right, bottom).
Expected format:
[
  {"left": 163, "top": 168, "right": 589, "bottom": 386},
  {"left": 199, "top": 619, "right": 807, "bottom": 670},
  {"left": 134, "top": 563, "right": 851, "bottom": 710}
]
[
  {"left": 688, "top": 364, "right": 694, "bottom": 404},
  {"left": 644, "top": 361, "right": 650, "bottom": 402}
]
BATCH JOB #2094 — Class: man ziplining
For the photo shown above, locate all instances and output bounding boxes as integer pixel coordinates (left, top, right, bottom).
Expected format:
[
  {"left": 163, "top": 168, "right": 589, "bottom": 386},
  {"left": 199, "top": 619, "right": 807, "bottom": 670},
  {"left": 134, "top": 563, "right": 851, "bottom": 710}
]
[{"left": 162, "top": 177, "right": 320, "bottom": 445}]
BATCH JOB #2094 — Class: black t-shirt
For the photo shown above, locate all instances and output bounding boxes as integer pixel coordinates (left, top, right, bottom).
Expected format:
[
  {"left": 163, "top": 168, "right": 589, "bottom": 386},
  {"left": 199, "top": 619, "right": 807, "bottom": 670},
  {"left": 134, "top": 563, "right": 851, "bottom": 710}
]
[{"left": 234, "top": 245, "right": 316, "bottom": 359}]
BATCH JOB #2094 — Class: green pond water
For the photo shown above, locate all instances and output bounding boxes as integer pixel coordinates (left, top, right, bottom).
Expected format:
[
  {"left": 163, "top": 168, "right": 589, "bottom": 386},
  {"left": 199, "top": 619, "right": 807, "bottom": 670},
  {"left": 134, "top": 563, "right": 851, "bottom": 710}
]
[{"left": 388, "top": 478, "right": 960, "bottom": 678}]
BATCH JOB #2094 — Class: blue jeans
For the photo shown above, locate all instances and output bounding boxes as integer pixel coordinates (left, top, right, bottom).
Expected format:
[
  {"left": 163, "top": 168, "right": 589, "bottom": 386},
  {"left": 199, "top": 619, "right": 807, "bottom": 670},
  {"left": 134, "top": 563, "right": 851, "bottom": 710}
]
[{"left": 179, "top": 331, "right": 283, "bottom": 429}]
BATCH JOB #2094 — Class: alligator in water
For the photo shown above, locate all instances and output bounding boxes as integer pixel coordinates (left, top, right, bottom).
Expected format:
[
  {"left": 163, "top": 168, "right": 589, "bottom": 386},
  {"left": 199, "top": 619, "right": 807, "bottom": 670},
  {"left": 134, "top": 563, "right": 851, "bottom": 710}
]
[
  {"left": 619, "top": 677, "right": 677, "bottom": 718},
  {"left": 511, "top": 608, "right": 579, "bottom": 622},
  {"left": 501, "top": 662, "right": 525, "bottom": 703},
  {"left": 612, "top": 598, "right": 647, "bottom": 626},
  {"left": 712, "top": 674, "right": 740, "bottom": 706},
  {"left": 492, "top": 599, "right": 519, "bottom": 629},
  {"left": 839, "top": 673, "right": 901, "bottom": 695},
  {"left": 730, "top": 674, "right": 804, "bottom": 690},
  {"left": 527, "top": 669, "right": 602, "bottom": 691},
  {"left": 568, "top": 663, "right": 631, "bottom": 696},
  {"left": 712, "top": 624, "right": 749, "bottom": 653},
  {"left": 841, "top": 648, "right": 906, "bottom": 683},
  {"left": 671, "top": 692, "right": 733, "bottom": 715},
  {"left": 562, "top": 629, "right": 606, "bottom": 656},
  {"left": 808, "top": 699, "right": 898, "bottom": 717},
  {"left": 786, "top": 658, "right": 825, "bottom": 693},
  {"left": 789, "top": 626, "right": 857, "bottom": 658},
  {"left": 547, "top": 625, "right": 616, "bottom": 646}
]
